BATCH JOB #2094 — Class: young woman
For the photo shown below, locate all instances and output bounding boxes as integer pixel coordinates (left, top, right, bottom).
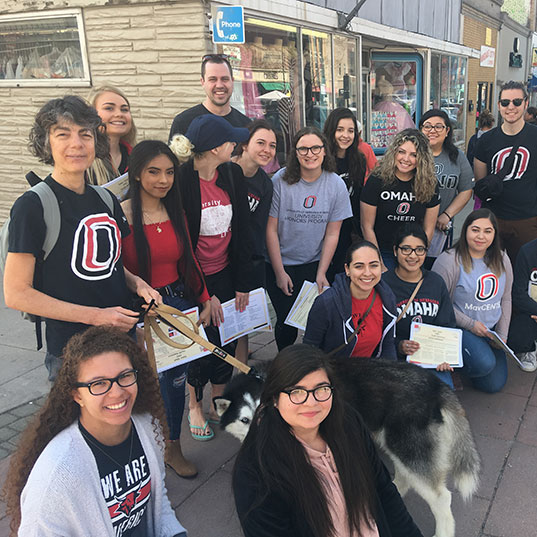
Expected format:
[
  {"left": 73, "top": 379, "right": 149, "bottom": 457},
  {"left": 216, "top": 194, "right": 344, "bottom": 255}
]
[
  {"left": 232, "top": 119, "right": 276, "bottom": 363},
  {"left": 88, "top": 85, "right": 137, "bottom": 185},
  {"left": 266, "top": 126, "right": 352, "bottom": 350},
  {"left": 323, "top": 108, "right": 368, "bottom": 279},
  {"left": 304, "top": 240, "right": 397, "bottom": 359},
  {"left": 233, "top": 344, "right": 423, "bottom": 537},
  {"left": 383, "top": 224, "right": 457, "bottom": 387},
  {"left": 121, "top": 140, "right": 211, "bottom": 477},
  {"left": 3, "top": 326, "right": 186, "bottom": 537},
  {"left": 432, "top": 209, "right": 513, "bottom": 393},
  {"left": 418, "top": 109, "right": 473, "bottom": 259},
  {"left": 169, "top": 114, "right": 253, "bottom": 441},
  {"left": 360, "top": 129, "right": 440, "bottom": 271}
]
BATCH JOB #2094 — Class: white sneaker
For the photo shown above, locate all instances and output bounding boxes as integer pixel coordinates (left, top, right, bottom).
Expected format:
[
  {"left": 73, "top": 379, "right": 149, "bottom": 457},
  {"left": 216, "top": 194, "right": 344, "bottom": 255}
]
[{"left": 516, "top": 350, "right": 537, "bottom": 372}]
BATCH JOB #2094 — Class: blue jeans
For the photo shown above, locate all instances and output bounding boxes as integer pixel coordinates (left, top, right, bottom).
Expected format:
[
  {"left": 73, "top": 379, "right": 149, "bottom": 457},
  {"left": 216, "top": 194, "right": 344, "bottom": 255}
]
[
  {"left": 462, "top": 330, "right": 507, "bottom": 393},
  {"left": 432, "top": 369, "right": 454, "bottom": 389},
  {"left": 380, "top": 250, "right": 397, "bottom": 271},
  {"left": 159, "top": 292, "right": 194, "bottom": 440}
]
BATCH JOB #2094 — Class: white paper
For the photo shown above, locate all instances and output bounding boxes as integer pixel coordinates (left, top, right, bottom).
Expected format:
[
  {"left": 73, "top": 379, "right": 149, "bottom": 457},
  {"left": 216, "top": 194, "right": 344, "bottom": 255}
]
[
  {"left": 487, "top": 330, "right": 525, "bottom": 368},
  {"left": 408, "top": 322, "right": 463, "bottom": 368},
  {"left": 284, "top": 280, "right": 324, "bottom": 331},
  {"left": 103, "top": 172, "right": 130, "bottom": 201},
  {"left": 427, "top": 228, "right": 448, "bottom": 258},
  {"left": 218, "top": 287, "right": 272, "bottom": 345}
]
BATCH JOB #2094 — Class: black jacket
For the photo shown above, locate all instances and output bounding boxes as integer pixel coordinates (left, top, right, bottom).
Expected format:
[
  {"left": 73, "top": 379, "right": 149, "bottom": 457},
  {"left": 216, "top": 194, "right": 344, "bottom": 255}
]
[
  {"left": 304, "top": 273, "right": 397, "bottom": 359},
  {"left": 178, "top": 160, "right": 253, "bottom": 293},
  {"left": 233, "top": 408, "right": 423, "bottom": 537}
]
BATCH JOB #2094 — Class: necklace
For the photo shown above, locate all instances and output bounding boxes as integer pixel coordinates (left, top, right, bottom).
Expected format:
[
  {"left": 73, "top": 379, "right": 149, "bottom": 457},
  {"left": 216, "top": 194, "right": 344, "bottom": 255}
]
[
  {"left": 143, "top": 207, "right": 165, "bottom": 233},
  {"left": 80, "top": 421, "right": 134, "bottom": 469}
]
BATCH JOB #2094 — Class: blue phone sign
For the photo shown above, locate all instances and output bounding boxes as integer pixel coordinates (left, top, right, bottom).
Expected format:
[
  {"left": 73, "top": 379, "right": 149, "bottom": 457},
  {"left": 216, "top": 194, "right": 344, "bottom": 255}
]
[{"left": 212, "top": 6, "right": 245, "bottom": 44}]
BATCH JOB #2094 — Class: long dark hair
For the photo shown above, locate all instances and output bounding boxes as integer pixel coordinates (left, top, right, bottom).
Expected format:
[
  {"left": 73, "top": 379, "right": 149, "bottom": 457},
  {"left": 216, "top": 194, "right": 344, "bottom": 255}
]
[
  {"left": 3, "top": 327, "right": 167, "bottom": 536},
  {"left": 283, "top": 126, "right": 336, "bottom": 185},
  {"left": 127, "top": 140, "right": 204, "bottom": 299},
  {"left": 235, "top": 118, "right": 276, "bottom": 156},
  {"left": 345, "top": 239, "right": 381, "bottom": 266},
  {"left": 234, "top": 345, "right": 376, "bottom": 537},
  {"left": 323, "top": 107, "right": 367, "bottom": 190},
  {"left": 454, "top": 208, "right": 505, "bottom": 276},
  {"left": 418, "top": 108, "right": 459, "bottom": 164}
]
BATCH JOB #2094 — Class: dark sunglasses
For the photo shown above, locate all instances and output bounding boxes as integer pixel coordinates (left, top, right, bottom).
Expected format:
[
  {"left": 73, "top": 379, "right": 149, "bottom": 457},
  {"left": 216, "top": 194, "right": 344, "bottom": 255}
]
[
  {"left": 202, "top": 53, "right": 229, "bottom": 63},
  {"left": 499, "top": 98, "right": 525, "bottom": 107}
]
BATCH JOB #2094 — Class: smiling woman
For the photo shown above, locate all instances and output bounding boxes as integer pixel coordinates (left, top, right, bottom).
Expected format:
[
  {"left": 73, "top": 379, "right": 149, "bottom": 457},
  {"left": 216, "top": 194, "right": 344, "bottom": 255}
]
[{"left": 3, "top": 326, "right": 187, "bottom": 537}]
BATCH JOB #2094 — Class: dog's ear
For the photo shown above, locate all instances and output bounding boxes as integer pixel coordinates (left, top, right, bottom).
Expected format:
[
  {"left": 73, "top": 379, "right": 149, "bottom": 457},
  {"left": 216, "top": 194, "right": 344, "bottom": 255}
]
[{"left": 213, "top": 397, "right": 232, "bottom": 416}]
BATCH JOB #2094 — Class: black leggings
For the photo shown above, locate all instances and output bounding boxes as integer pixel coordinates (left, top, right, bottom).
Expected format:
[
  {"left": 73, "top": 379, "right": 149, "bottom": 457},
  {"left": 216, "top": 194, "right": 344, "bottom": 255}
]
[{"left": 265, "top": 261, "right": 318, "bottom": 350}]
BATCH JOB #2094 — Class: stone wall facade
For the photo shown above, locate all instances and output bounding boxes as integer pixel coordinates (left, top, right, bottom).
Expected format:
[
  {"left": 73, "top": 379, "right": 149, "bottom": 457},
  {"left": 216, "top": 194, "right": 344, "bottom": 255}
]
[{"left": 0, "top": 0, "right": 208, "bottom": 221}]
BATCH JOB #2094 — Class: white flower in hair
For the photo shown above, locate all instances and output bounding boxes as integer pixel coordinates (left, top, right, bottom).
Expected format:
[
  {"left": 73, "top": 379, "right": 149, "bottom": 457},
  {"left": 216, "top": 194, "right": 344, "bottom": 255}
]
[{"left": 169, "top": 134, "right": 194, "bottom": 163}]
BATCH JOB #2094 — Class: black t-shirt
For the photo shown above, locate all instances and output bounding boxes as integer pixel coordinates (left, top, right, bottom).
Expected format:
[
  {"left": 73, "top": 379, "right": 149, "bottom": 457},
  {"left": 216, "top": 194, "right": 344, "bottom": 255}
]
[
  {"left": 245, "top": 167, "right": 273, "bottom": 258},
  {"left": 79, "top": 422, "right": 151, "bottom": 537},
  {"left": 360, "top": 174, "right": 440, "bottom": 250},
  {"left": 383, "top": 269, "right": 456, "bottom": 359},
  {"left": 474, "top": 123, "right": 537, "bottom": 219},
  {"left": 168, "top": 103, "right": 251, "bottom": 141},
  {"left": 8, "top": 175, "right": 132, "bottom": 356}
]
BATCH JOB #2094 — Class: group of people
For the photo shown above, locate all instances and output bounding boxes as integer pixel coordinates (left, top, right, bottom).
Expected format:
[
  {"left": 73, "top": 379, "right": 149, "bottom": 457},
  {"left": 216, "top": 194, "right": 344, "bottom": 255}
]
[{"left": 2, "top": 49, "right": 537, "bottom": 536}]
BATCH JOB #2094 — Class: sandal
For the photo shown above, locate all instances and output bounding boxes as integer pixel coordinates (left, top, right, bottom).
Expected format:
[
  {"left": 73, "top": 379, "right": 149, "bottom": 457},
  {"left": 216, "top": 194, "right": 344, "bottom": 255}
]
[
  {"left": 188, "top": 415, "right": 214, "bottom": 442},
  {"left": 208, "top": 416, "right": 221, "bottom": 425}
]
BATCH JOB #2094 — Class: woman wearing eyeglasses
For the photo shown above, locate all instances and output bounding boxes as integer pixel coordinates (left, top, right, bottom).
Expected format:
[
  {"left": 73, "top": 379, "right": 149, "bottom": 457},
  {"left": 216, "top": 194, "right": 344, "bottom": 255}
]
[
  {"left": 4, "top": 326, "right": 186, "bottom": 537},
  {"left": 266, "top": 127, "right": 352, "bottom": 350},
  {"left": 383, "top": 224, "right": 457, "bottom": 387},
  {"left": 233, "top": 344, "right": 423, "bottom": 537},
  {"left": 360, "top": 129, "right": 440, "bottom": 272},
  {"left": 418, "top": 110, "right": 473, "bottom": 262}
]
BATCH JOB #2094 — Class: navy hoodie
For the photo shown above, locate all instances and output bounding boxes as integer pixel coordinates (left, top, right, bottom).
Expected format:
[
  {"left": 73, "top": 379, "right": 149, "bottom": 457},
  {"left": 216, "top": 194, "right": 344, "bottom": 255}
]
[{"left": 304, "top": 273, "right": 397, "bottom": 359}]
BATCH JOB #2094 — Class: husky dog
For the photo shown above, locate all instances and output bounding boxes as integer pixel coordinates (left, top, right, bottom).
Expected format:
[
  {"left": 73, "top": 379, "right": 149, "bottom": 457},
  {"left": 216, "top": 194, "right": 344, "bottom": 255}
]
[{"left": 214, "top": 358, "right": 480, "bottom": 537}]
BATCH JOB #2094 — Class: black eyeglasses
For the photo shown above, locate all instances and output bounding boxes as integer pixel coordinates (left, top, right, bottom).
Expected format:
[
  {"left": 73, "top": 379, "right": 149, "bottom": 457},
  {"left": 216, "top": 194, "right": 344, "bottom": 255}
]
[
  {"left": 282, "top": 385, "right": 334, "bottom": 405},
  {"left": 75, "top": 369, "right": 138, "bottom": 396},
  {"left": 296, "top": 145, "right": 324, "bottom": 156},
  {"left": 202, "top": 53, "right": 229, "bottom": 63},
  {"left": 499, "top": 98, "right": 525, "bottom": 107},
  {"left": 398, "top": 245, "right": 428, "bottom": 256},
  {"left": 421, "top": 123, "right": 447, "bottom": 132}
]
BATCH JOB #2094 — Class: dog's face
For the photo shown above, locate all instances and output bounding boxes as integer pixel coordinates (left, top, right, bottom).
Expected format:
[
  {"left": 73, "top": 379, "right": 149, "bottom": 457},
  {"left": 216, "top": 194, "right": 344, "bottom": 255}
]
[{"left": 213, "top": 374, "right": 264, "bottom": 442}]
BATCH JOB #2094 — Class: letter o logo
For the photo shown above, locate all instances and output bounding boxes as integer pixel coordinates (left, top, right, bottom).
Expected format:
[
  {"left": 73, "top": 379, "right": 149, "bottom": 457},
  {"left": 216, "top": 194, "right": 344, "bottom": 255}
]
[
  {"left": 475, "top": 273, "right": 499, "bottom": 302},
  {"left": 303, "top": 195, "right": 317, "bottom": 208},
  {"left": 397, "top": 202, "right": 410, "bottom": 215}
]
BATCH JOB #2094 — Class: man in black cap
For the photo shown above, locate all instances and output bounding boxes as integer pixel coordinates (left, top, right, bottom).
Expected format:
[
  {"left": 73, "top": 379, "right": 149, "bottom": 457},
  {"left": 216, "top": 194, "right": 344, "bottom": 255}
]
[{"left": 168, "top": 54, "right": 250, "bottom": 142}]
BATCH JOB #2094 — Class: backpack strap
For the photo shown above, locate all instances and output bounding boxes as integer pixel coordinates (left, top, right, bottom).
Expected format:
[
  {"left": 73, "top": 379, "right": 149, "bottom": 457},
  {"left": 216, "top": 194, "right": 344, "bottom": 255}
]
[
  {"left": 31, "top": 181, "right": 61, "bottom": 261},
  {"left": 88, "top": 184, "right": 115, "bottom": 215}
]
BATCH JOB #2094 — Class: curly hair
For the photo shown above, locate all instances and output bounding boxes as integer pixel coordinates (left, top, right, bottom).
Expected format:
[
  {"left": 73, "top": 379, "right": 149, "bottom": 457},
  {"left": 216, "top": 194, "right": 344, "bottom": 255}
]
[
  {"left": 29, "top": 95, "right": 109, "bottom": 166},
  {"left": 283, "top": 126, "right": 336, "bottom": 185},
  {"left": 88, "top": 85, "right": 137, "bottom": 146},
  {"left": 2, "top": 326, "right": 167, "bottom": 536},
  {"left": 374, "top": 128, "right": 437, "bottom": 203},
  {"left": 418, "top": 108, "right": 459, "bottom": 164}
]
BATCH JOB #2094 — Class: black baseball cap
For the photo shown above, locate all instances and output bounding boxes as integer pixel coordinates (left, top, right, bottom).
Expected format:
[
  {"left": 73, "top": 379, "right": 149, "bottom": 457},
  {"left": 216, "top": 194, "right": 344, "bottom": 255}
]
[{"left": 185, "top": 114, "right": 249, "bottom": 152}]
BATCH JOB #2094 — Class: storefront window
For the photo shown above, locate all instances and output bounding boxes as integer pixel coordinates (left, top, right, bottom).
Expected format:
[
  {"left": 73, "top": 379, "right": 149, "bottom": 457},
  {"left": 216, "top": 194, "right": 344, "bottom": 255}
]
[
  {"left": 302, "top": 29, "right": 332, "bottom": 129},
  {"left": 370, "top": 53, "right": 422, "bottom": 153},
  {"left": 0, "top": 9, "right": 89, "bottom": 86},
  {"left": 218, "top": 18, "right": 300, "bottom": 168},
  {"left": 430, "top": 54, "right": 467, "bottom": 146},
  {"left": 333, "top": 35, "right": 358, "bottom": 113}
]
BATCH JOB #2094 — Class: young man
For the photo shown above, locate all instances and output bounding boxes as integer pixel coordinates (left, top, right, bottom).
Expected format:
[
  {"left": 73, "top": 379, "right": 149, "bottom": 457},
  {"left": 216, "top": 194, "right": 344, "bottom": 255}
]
[
  {"left": 4, "top": 96, "right": 159, "bottom": 381},
  {"left": 474, "top": 81, "right": 537, "bottom": 262},
  {"left": 168, "top": 54, "right": 250, "bottom": 140}
]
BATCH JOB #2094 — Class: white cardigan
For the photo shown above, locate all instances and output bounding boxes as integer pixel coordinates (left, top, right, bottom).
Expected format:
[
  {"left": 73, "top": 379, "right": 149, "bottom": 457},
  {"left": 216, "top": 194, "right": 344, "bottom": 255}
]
[{"left": 19, "top": 413, "right": 186, "bottom": 537}]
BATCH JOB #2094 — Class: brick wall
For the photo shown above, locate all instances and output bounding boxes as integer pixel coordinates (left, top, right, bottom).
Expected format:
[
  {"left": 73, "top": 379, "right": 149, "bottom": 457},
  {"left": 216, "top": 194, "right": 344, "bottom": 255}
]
[
  {"left": 0, "top": 1, "right": 208, "bottom": 222},
  {"left": 463, "top": 14, "right": 498, "bottom": 147}
]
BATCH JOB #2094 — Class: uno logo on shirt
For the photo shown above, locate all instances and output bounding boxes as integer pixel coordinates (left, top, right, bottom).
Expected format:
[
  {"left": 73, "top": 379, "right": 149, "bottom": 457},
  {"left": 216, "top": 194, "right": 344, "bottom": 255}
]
[
  {"left": 530, "top": 269, "right": 537, "bottom": 282},
  {"left": 491, "top": 146, "right": 530, "bottom": 181},
  {"left": 396, "top": 202, "right": 411, "bottom": 215},
  {"left": 71, "top": 213, "right": 122, "bottom": 281},
  {"left": 303, "top": 195, "right": 317, "bottom": 208},
  {"left": 475, "top": 273, "right": 499, "bottom": 302}
]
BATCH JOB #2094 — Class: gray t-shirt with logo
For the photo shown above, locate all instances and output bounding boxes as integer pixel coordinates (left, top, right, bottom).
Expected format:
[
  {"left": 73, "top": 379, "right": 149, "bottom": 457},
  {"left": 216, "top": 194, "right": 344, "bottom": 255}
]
[
  {"left": 269, "top": 169, "right": 352, "bottom": 266},
  {"left": 434, "top": 148, "right": 474, "bottom": 213},
  {"left": 453, "top": 257, "right": 506, "bottom": 329}
]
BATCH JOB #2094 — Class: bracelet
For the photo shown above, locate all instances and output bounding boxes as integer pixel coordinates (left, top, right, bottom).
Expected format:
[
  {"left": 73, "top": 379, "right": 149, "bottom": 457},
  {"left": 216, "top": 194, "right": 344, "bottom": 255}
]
[{"left": 442, "top": 210, "right": 452, "bottom": 220}]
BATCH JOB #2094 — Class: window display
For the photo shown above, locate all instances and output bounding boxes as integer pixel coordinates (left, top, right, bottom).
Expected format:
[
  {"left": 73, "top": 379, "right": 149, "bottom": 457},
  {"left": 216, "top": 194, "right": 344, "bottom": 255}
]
[
  {"left": 333, "top": 35, "right": 358, "bottom": 112},
  {"left": 0, "top": 10, "right": 89, "bottom": 84}
]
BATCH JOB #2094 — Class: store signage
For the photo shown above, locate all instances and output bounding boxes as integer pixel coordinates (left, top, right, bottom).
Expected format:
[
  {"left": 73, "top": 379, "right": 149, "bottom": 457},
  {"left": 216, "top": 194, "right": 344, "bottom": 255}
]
[
  {"left": 532, "top": 48, "right": 537, "bottom": 67},
  {"left": 212, "top": 6, "right": 244, "bottom": 44},
  {"left": 480, "top": 46, "right": 495, "bottom": 68}
]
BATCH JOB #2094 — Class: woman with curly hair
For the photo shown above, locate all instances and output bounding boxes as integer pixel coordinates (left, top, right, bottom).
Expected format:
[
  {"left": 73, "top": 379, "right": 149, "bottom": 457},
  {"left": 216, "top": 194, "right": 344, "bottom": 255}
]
[
  {"left": 323, "top": 108, "right": 369, "bottom": 279},
  {"left": 360, "top": 128, "right": 440, "bottom": 271},
  {"left": 87, "top": 85, "right": 137, "bottom": 185},
  {"left": 266, "top": 126, "right": 352, "bottom": 350},
  {"left": 2, "top": 326, "right": 186, "bottom": 537}
]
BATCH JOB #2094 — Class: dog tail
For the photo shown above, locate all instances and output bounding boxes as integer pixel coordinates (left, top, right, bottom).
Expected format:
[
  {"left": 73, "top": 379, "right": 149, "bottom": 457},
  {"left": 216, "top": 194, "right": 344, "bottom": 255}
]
[{"left": 442, "top": 395, "right": 481, "bottom": 501}]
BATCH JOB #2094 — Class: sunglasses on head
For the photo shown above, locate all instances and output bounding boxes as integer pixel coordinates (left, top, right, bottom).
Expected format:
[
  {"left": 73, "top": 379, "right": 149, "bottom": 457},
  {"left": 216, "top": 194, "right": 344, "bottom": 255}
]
[
  {"left": 499, "top": 98, "right": 525, "bottom": 107},
  {"left": 202, "top": 53, "right": 229, "bottom": 63}
]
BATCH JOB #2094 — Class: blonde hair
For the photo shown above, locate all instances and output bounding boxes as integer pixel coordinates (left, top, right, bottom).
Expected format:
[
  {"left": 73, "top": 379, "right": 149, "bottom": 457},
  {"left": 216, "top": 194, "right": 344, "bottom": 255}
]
[
  {"left": 374, "top": 128, "right": 437, "bottom": 204},
  {"left": 169, "top": 134, "right": 195, "bottom": 164}
]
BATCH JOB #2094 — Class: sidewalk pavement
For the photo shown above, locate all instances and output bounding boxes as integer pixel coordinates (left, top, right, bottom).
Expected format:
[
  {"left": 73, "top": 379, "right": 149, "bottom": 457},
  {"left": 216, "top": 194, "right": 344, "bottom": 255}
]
[{"left": 1, "top": 286, "right": 537, "bottom": 536}]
